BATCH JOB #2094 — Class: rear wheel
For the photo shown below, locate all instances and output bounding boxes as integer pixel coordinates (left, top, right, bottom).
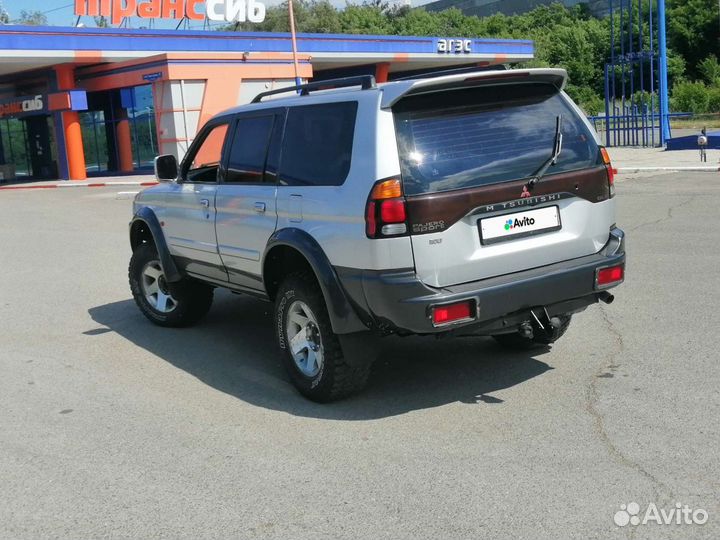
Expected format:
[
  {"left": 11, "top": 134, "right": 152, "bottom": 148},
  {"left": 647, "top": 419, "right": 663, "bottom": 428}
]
[
  {"left": 129, "top": 243, "right": 214, "bottom": 327},
  {"left": 274, "top": 272, "right": 371, "bottom": 402},
  {"left": 493, "top": 315, "right": 572, "bottom": 350}
]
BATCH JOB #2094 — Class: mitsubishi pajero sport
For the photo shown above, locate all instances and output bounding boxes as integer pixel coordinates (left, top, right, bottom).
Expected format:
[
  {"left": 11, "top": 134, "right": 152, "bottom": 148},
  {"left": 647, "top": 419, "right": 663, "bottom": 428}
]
[{"left": 128, "top": 68, "right": 626, "bottom": 402}]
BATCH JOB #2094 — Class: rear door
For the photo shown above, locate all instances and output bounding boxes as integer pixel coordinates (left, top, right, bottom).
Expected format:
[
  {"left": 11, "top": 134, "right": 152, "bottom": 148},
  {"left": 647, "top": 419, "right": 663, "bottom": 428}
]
[
  {"left": 214, "top": 110, "right": 283, "bottom": 291},
  {"left": 393, "top": 82, "right": 613, "bottom": 288}
]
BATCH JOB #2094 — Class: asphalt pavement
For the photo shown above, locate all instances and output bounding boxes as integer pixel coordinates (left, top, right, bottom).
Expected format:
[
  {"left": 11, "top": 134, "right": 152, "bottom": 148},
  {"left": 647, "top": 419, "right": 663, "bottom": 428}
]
[{"left": 0, "top": 171, "right": 718, "bottom": 539}]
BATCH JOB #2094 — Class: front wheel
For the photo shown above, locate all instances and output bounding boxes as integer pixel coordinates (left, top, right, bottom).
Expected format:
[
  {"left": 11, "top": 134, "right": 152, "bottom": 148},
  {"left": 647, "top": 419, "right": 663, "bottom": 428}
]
[
  {"left": 274, "top": 272, "right": 371, "bottom": 402},
  {"left": 129, "top": 243, "right": 214, "bottom": 327}
]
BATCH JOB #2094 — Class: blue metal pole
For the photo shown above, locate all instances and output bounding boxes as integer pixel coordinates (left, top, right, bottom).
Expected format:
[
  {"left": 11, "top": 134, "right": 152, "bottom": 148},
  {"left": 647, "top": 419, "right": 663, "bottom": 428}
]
[
  {"left": 620, "top": 0, "right": 626, "bottom": 145},
  {"left": 629, "top": 0, "right": 635, "bottom": 145},
  {"left": 639, "top": 0, "right": 646, "bottom": 147},
  {"left": 607, "top": 0, "right": 614, "bottom": 147},
  {"left": 610, "top": 0, "right": 617, "bottom": 146},
  {"left": 605, "top": 64, "right": 611, "bottom": 147},
  {"left": 650, "top": 0, "right": 656, "bottom": 147},
  {"left": 658, "top": 0, "right": 671, "bottom": 144}
]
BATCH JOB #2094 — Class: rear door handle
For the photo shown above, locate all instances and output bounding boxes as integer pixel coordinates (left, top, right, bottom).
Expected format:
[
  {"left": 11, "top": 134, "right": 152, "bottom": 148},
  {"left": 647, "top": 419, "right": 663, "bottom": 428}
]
[
  {"left": 254, "top": 202, "right": 266, "bottom": 213},
  {"left": 200, "top": 198, "right": 210, "bottom": 208}
]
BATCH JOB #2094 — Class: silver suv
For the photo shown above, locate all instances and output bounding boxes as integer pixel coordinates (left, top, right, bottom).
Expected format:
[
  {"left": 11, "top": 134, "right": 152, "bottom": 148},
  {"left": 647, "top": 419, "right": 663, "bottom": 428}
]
[{"left": 128, "top": 68, "right": 626, "bottom": 402}]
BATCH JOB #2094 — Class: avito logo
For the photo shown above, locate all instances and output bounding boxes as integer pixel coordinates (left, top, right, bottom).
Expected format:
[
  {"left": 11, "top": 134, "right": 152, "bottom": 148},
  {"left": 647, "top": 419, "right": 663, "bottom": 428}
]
[{"left": 504, "top": 216, "right": 535, "bottom": 231}]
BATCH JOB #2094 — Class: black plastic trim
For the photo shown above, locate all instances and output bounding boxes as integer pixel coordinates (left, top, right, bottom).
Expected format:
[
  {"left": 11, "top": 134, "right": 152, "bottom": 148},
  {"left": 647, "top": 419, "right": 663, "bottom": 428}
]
[
  {"left": 129, "top": 207, "right": 182, "bottom": 283},
  {"left": 336, "top": 227, "right": 626, "bottom": 334},
  {"left": 263, "top": 228, "right": 368, "bottom": 334}
]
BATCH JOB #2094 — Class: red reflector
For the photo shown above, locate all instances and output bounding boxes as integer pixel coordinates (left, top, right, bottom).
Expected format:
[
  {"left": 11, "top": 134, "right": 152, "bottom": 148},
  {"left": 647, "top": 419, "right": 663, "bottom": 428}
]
[
  {"left": 380, "top": 199, "right": 406, "bottom": 223},
  {"left": 597, "top": 265, "right": 624, "bottom": 286},
  {"left": 432, "top": 301, "right": 473, "bottom": 325},
  {"left": 366, "top": 201, "right": 377, "bottom": 237}
]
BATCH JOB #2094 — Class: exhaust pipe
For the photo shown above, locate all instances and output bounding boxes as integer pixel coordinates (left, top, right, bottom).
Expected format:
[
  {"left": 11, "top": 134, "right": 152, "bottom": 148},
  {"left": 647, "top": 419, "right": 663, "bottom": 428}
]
[{"left": 598, "top": 291, "right": 615, "bottom": 304}]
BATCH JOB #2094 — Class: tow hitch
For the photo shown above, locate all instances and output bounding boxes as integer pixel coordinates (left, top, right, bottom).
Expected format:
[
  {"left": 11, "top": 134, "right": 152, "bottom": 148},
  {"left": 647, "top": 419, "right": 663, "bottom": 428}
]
[{"left": 520, "top": 308, "right": 563, "bottom": 340}]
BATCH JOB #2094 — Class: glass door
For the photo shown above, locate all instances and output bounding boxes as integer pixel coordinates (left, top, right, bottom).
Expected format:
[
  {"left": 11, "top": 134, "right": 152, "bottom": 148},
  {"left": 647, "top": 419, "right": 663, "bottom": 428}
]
[{"left": 80, "top": 85, "right": 158, "bottom": 175}]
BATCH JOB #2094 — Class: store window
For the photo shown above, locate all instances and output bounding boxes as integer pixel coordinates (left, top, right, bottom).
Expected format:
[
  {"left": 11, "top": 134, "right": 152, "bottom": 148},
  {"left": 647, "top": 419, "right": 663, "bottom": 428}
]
[
  {"left": 80, "top": 84, "right": 157, "bottom": 175},
  {"left": 0, "top": 118, "right": 32, "bottom": 178},
  {"left": 0, "top": 115, "right": 58, "bottom": 181}
]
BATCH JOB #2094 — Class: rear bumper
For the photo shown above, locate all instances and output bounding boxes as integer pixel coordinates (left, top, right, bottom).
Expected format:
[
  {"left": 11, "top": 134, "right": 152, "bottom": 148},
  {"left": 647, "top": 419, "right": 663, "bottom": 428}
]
[{"left": 337, "top": 227, "right": 625, "bottom": 335}]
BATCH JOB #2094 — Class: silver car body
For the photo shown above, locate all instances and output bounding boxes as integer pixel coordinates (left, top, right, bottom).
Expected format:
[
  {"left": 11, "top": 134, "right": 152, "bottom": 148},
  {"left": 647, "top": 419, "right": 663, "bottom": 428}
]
[{"left": 134, "top": 67, "right": 615, "bottom": 297}]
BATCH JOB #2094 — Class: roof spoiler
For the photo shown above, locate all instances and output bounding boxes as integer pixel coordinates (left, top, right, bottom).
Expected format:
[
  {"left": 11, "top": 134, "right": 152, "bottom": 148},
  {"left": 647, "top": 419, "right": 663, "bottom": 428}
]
[{"left": 380, "top": 68, "right": 567, "bottom": 109}]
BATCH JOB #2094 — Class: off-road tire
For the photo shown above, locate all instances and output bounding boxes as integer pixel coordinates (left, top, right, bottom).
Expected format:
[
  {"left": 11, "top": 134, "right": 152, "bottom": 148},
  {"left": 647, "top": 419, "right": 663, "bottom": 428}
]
[
  {"left": 493, "top": 315, "right": 572, "bottom": 350},
  {"left": 274, "top": 272, "right": 371, "bottom": 402},
  {"left": 129, "top": 243, "right": 214, "bottom": 327}
]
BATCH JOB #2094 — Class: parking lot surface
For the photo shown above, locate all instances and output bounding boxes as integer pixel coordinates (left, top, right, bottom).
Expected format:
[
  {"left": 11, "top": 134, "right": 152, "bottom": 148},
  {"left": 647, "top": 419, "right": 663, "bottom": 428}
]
[{"left": 1, "top": 171, "right": 718, "bottom": 539}]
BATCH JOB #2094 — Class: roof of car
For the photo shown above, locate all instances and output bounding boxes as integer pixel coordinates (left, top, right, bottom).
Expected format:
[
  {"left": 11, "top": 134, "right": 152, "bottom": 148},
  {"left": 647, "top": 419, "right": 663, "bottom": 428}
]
[{"left": 218, "top": 67, "right": 568, "bottom": 117}]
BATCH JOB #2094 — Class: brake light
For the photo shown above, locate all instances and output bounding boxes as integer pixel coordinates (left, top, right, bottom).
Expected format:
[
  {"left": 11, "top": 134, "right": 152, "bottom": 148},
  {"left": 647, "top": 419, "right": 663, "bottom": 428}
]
[
  {"left": 600, "top": 147, "right": 616, "bottom": 198},
  {"left": 432, "top": 301, "right": 474, "bottom": 326},
  {"left": 366, "top": 178, "right": 408, "bottom": 238},
  {"left": 380, "top": 199, "right": 406, "bottom": 222},
  {"left": 596, "top": 264, "right": 624, "bottom": 288}
]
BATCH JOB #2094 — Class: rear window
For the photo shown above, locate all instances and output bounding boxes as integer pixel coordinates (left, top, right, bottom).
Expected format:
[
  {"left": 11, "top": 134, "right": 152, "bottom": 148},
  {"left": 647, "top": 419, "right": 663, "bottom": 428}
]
[{"left": 393, "top": 83, "right": 599, "bottom": 196}]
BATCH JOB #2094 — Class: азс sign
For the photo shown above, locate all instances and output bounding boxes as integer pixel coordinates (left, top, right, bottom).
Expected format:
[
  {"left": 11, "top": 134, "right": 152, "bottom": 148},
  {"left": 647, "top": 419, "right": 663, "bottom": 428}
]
[{"left": 74, "top": 0, "right": 266, "bottom": 25}]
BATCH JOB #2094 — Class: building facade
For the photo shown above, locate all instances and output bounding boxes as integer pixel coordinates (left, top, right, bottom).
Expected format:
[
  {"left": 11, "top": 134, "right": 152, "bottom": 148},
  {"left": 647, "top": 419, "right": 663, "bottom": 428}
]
[{"left": 0, "top": 25, "right": 533, "bottom": 181}]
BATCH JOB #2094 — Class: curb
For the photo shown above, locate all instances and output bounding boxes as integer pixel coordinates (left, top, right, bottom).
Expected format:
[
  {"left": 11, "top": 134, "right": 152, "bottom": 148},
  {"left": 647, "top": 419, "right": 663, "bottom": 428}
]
[
  {"left": 0, "top": 181, "right": 158, "bottom": 191},
  {"left": 616, "top": 166, "right": 720, "bottom": 173}
]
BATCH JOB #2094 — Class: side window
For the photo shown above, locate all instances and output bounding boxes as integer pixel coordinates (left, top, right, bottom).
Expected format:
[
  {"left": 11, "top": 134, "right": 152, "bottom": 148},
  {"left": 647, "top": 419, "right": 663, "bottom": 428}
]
[
  {"left": 226, "top": 115, "right": 275, "bottom": 183},
  {"left": 279, "top": 102, "right": 358, "bottom": 186},
  {"left": 185, "top": 123, "right": 229, "bottom": 183}
]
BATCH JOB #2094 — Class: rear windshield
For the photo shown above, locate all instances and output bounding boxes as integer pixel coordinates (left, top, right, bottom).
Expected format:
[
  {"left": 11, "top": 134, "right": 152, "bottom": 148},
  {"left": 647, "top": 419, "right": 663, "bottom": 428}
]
[{"left": 393, "top": 83, "right": 599, "bottom": 196}]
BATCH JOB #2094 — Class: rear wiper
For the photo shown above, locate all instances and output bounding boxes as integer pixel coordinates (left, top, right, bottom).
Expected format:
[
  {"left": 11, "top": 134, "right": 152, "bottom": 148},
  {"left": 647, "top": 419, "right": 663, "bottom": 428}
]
[{"left": 527, "top": 114, "right": 563, "bottom": 188}]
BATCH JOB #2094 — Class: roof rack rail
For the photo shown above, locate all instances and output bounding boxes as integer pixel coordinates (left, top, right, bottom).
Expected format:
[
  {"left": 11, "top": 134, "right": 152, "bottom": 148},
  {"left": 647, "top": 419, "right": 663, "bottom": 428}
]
[{"left": 251, "top": 75, "right": 376, "bottom": 103}]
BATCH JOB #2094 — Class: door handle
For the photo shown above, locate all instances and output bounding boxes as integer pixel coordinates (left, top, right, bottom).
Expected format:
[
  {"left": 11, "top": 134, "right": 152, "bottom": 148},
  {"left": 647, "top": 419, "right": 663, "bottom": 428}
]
[
  {"left": 200, "top": 198, "right": 210, "bottom": 208},
  {"left": 254, "top": 202, "right": 266, "bottom": 213}
]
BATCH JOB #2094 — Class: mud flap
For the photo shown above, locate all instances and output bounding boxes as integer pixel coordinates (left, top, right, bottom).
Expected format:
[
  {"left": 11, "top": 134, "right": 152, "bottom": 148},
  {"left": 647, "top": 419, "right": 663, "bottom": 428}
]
[{"left": 338, "top": 331, "right": 380, "bottom": 368}]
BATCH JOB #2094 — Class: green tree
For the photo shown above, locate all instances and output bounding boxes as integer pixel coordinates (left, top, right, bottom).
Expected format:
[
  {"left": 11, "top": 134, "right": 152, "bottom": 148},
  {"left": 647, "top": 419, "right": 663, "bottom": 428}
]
[
  {"left": 222, "top": 0, "right": 720, "bottom": 116},
  {"left": 17, "top": 10, "right": 48, "bottom": 25},
  {"left": 667, "top": 0, "right": 720, "bottom": 80},
  {"left": 670, "top": 81, "right": 710, "bottom": 113},
  {"left": 339, "top": 4, "right": 392, "bottom": 34},
  {"left": 707, "top": 87, "right": 720, "bottom": 112},
  {"left": 698, "top": 55, "right": 720, "bottom": 86}
]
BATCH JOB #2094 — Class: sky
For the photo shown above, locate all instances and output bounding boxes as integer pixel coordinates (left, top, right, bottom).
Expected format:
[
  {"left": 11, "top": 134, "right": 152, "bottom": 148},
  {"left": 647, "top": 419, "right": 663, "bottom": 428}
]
[{"left": 2, "top": 0, "right": 432, "bottom": 29}]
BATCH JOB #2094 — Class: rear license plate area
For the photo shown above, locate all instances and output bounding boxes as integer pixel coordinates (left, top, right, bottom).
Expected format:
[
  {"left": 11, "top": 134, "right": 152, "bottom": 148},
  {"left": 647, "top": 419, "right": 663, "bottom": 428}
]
[{"left": 479, "top": 206, "right": 561, "bottom": 245}]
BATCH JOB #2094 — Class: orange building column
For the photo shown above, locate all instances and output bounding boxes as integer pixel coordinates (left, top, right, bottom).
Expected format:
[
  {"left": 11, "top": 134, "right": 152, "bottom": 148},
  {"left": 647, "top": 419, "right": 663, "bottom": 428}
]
[
  {"left": 115, "top": 109, "right": 134, "bottom": 173},
  {"left": 375, "top": 62, "right": 391, "bottom": 83},
  {"left": 55, "top": 65, "right": 87, "bottom": 180}
]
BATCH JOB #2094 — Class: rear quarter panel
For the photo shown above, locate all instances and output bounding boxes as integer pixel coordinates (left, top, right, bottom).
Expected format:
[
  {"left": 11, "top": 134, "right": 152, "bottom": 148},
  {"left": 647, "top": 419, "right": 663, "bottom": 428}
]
[{"left": 275, "top": 91, "right": 414, "bottom": 271}]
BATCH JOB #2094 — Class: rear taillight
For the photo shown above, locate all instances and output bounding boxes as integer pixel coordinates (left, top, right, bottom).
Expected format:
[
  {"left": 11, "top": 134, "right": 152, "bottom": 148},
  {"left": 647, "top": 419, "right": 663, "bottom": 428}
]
[
  {"left": 595, "top": 264, "right": 624, "bottom": 289},
  {"left": 432, "top": 300, "right": 475, "bottom": 326},
  {"left": 600, "top": 147, "right": 616, "bottom": 198},
  {"left": 366, "top": 178, "right": 408, "bottom": 238}
]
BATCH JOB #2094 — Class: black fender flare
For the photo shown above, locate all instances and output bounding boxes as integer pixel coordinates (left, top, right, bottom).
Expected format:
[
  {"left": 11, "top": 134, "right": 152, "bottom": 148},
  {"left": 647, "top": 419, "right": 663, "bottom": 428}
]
[
  {"left": 263, "top": 228, "right": 367, "bottom": 335},
  {"left": 129, "top": 207, "right": 182, "bottom": 283}
]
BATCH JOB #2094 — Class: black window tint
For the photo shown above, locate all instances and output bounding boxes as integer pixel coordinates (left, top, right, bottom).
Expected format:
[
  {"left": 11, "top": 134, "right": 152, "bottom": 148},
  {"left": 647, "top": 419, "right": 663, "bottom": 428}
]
[
  {"left": 393, "top": 83, "right": 599, "bottom": 195},
  {"left": 279, "top": 102, "right": 357, "bottom": 186},
  {"left": 226, "top": 115, "right": 275, "bottom": 183}
]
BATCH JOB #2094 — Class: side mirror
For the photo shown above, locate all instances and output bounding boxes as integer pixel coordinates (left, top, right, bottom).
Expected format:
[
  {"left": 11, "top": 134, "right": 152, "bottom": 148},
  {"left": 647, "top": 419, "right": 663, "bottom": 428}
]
[{"left": 154, "top": 154, "right": 178, "bottom": 182}]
